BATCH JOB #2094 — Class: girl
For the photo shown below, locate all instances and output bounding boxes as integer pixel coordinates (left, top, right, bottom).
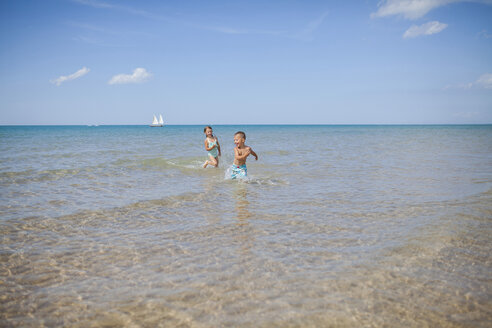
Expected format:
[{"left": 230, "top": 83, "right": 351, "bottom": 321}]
[{"left": 203, "top": 126, "right": 221, "bottom": 168}]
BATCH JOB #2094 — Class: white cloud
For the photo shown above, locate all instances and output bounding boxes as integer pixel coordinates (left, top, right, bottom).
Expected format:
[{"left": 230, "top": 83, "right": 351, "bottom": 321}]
[
  {"left": 403, "top": 21, "right": 448, "bottom": 38},
  {"left": 371, "top": 0, "right": 492, "bottom": 20},
  {"left": 478, "top": 30, "right": 492, "bottom": 39},
  {"left": 293, "top": 11, "right": 330, "bottom": 41},
  {"left": 443, "top": 83, "right": 473, "bottom": 90},
  {"left": 372, "top": 0, "right": 458, "bottom": 20},
  {"left": 203, "top": 11, "right": 329, "bottom": 41},
  {"left": 73, "top": 0, "right": 328, "bottom": 41},
  {"left": 72, "top": 0, "right": 113, "bottom": 9},
  {"left": 198, "top": 25, "right": 282, "bottom": 36},
  {"left": 476, "top": 73, "right": 492, "bottom": 89},
  {"left": 108, "top": 68, "right": 152, "bottom": 85},
  {"left": 51, "top": 67, "right": 90, "bottom": 86},
  {"left": 73, "top": 0, "right": 165, "bottom": 20},
  {"left": 444, "top": 73, "right": 492, "bottom": 90}
]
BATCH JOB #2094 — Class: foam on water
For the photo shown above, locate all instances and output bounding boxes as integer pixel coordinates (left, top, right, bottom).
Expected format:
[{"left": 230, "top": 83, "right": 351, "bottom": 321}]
[{"left": 223, "top": 164, "right": 285, "bottom": 185}]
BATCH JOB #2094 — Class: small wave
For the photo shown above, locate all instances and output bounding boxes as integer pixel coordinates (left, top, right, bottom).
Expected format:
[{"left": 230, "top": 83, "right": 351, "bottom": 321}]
[
  {"left": 262, "top": 150, "right": 291, "bottom": 156},
  {"left": 111, "top": 156, "right": 204, "bottom": 172},
  {"left": 140, "top": 157, "right": 175, "bottom": 169},
  {"left": 166, "top": 158, "right": 204, "bottom": 170},
  {"left": 242, "top": 177, "right": 289, "bottom": 186},
  {"left": 0, "top": 168, "right": 83, "bottom": 184},
  {"left": 136, "top": 156, "right": 206, "bottom": 171}
]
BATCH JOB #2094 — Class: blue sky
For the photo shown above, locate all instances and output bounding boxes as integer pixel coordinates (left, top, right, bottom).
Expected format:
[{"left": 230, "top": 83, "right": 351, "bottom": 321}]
[{"left": 1, "top": 0, "right": 491, "bottom": 125}]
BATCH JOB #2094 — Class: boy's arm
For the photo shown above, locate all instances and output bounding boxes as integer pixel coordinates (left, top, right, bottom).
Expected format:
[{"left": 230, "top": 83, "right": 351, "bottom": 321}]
[{"left": 249, "top": 148, "right": 258, "bottom": 160}]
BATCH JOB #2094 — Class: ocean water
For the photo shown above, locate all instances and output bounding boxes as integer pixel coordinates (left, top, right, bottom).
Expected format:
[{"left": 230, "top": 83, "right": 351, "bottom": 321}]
[{"left": 1, "top": 125, "right": 491, "bottom": 327}]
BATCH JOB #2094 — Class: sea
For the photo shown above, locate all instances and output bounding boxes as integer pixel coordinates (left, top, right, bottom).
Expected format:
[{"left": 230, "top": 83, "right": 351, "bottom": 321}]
[{"left": 1, "top": 125, "right": 491, "bottom": 327}]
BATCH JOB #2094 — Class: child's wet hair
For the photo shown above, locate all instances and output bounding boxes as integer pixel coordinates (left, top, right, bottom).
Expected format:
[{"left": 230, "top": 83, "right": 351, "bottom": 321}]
[
  {"left": 204, "top": 126, "right": 212, "bottom": 133},
  {"left": 234, "top": 131, "right": 246, "bottom": 140}
]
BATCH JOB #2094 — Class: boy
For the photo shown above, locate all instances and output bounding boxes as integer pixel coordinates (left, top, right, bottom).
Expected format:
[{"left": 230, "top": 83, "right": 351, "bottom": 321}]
[{"left": 231, "top": 131, "right": 258, "bottom": 179}]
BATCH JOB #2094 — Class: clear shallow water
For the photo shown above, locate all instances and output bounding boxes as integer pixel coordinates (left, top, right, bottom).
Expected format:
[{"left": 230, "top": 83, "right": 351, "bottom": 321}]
[{"left": 1, "top": 125, "right": 491, "bottom": 327}]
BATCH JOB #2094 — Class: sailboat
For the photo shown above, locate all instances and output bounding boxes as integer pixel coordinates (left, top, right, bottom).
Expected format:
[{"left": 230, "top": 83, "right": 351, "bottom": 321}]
[{"left": 150, "top": 114, "right": 164, "bottom": 127}]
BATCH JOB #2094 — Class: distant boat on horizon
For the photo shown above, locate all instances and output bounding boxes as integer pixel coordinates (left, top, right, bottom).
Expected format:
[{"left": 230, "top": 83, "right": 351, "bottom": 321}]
[{"left": 150, "top": 114, "right": 164, "bottom": 127}]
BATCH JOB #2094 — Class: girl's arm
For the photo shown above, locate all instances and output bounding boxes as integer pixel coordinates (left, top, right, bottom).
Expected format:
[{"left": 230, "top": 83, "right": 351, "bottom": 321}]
[
  {"left": 204, "top": 139, "right": 216, "bottom": 151},
  {"left": 216, "top": 137, "right": 221, "bottom": 156}
]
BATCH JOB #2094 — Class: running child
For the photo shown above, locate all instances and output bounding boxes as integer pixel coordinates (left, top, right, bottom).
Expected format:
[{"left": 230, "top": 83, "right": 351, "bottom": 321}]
[
  {"left": 203, "top": 126, "right": 221, "bottom": 168},
  {"left": 231, "top": 131, "right": 258, "bottom": 179}
]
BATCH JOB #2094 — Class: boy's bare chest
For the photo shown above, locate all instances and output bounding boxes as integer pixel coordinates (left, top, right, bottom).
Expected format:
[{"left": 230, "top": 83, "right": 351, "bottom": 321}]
[{"left": 237, "top": 147, "right": 248, "bottom": 155}]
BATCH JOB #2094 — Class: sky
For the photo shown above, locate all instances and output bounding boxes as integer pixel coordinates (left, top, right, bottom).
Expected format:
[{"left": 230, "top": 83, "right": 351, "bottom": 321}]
[{"left": 0, "top": 0, "right": 491, "bottom": 125}]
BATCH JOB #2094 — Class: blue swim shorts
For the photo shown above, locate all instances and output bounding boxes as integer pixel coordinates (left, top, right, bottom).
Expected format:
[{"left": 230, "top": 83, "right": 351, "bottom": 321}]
[{"left": 231, "top": 164, "right": 247, "bottom": 179}]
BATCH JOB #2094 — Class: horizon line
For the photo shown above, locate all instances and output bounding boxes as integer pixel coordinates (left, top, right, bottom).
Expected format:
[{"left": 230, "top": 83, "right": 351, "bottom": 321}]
[{"left": 1, "top": 123, "right": 491, "bottom": 127}]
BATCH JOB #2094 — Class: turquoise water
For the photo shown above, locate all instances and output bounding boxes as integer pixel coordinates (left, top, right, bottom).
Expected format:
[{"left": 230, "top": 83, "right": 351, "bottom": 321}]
[{"left": 1, "top": 125, "right": 491, "bottom": 327}]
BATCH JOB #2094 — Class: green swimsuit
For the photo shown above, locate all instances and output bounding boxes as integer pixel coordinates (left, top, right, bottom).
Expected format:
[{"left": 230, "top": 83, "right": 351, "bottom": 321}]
[{"left": 207, "top": 139, "right": 218, "bottom": 158}]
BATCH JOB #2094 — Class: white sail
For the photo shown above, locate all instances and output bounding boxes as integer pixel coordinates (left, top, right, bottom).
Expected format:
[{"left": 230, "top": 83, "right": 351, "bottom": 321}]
[
  {"left": 158, "top": 114, "right": 164, "bottom": 125},
  {"left": 152, "top": 115, "right": 158, "bottom": 125}
]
